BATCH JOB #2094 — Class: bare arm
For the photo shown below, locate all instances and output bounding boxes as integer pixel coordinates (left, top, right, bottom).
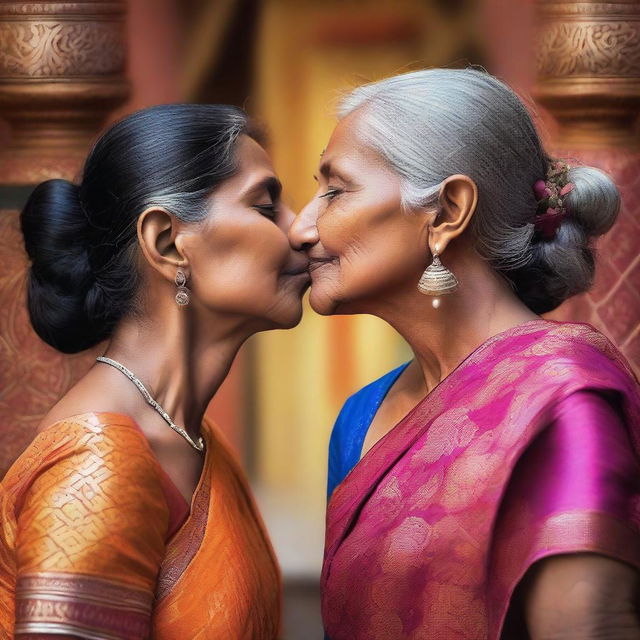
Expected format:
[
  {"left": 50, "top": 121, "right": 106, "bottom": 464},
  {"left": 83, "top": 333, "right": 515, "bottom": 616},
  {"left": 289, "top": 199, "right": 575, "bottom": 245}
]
[{"left": 522, "top": 553, "right": 640, "bottom": 640}]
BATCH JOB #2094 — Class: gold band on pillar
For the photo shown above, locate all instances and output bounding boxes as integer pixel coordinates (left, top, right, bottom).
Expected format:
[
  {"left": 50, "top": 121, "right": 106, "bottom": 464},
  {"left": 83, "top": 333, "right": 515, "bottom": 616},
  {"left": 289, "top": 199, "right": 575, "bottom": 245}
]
[
  {"left": 534, "top": 1, "right": 640, "bottom": 149},
  {"left": 0, "top": 2, "right": 130, "bottom": 184},
  {"left": 0, "top": 2, "right": 130, "bottom": 478}
]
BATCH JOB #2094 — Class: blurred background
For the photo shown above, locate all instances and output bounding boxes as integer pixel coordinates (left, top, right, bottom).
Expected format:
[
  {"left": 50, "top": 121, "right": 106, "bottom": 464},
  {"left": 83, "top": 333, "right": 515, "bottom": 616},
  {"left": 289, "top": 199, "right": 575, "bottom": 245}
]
[{"left": 0, "top": 0, "right": 638, "bottom": 637}]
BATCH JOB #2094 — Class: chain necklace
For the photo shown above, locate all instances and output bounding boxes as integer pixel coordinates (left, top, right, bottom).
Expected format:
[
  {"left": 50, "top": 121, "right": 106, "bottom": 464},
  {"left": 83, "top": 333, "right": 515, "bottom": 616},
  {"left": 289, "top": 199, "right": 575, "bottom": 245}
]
[{"left": 96, "top": 356, "right": 204, "bottom": 452}]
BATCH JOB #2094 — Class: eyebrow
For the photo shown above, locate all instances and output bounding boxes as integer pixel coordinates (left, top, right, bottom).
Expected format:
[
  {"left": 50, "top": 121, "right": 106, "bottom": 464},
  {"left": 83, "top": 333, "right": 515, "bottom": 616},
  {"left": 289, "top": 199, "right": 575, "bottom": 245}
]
[
  {"left": 241, "top": 175, "right": 282, "bottom": 201},
  {"left": 319, "top": 160, "right": 331, "bottom": 176},
  {"left": 318, "top": 159, "right": 351, "bottom": 183}
]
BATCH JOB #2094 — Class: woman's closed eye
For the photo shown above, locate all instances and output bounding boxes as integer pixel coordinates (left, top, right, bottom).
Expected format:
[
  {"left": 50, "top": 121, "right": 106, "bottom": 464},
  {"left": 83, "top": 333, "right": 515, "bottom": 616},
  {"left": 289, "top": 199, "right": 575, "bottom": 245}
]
[
  {"left": 318, "top": 187, "right": 343, "bottom": 201},
  {"left": 254, "top": 203, "right": 278, "bottom": 220}
]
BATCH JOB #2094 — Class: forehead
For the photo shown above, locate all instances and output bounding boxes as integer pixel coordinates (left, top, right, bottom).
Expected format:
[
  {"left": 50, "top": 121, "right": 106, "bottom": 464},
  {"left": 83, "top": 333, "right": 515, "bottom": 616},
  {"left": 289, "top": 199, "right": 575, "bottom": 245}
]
[
  {"left": 320, "top": 110, "right": 388, "bottom": 175},
  {"left": 234, "top": 134, "right": 275, "bottom": 174},
  {"left": 207, "top": 134, "right": 280, "bottom": 213}
]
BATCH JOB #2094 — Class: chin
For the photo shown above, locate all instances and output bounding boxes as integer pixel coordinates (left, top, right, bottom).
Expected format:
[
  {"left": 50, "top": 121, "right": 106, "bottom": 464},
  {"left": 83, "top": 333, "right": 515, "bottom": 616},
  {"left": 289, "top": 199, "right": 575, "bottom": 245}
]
[
  {"left": 268, "top": 297, "right": 306, "bottom": 330},
  {"left": 278, "top": 308, "right": 304, "bottom": 329},
  {"left": 308, "top": 286, "right": 340, "bottom": 316}
]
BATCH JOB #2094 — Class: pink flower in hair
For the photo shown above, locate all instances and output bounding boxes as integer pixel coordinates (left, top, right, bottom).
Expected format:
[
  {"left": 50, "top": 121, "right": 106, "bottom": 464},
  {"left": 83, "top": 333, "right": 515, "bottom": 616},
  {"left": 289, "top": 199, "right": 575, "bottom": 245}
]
[
  {"left": 533, "top": 180, "right": 548, "bottom": 200},
  {"left": 559, "top": 183, "right": 574, "bottom": 196}
]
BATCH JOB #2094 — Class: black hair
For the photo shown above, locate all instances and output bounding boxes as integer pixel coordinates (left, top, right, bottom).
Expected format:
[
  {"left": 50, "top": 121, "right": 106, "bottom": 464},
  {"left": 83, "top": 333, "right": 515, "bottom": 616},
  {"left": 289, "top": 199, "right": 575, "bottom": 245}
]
[{"left": 21, "top": 104, "right": 259, "bottom": 353}]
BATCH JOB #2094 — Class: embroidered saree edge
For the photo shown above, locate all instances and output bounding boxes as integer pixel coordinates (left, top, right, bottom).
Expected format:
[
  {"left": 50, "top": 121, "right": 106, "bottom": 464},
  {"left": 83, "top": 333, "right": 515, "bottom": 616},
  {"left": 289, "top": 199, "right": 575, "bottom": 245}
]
[
  {"left": 15, "top": 572, "right": 152, "bottom": 639},
  {"left": 154, "top": 422, "right": 212, "bottom": 604},
  {"left": 492, "top": 509, "right": 640, "bottom": 635}
]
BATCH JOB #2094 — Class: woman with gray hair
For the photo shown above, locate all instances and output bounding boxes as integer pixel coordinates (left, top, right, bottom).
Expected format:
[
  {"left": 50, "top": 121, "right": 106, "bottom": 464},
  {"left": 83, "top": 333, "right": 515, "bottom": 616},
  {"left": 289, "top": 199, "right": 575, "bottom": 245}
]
[{"left": 290, "top": 68, "right": 640, "bottom": 639}]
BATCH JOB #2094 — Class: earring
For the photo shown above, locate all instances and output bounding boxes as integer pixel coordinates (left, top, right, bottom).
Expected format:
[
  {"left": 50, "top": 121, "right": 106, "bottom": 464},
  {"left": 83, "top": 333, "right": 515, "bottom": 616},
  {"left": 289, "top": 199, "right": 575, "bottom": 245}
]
[
  {"left": 175, "top": 269, "right": 190, "bottom": 306},
  {"left": 417, "top": 246, "right": 458, "bottom": 306}
]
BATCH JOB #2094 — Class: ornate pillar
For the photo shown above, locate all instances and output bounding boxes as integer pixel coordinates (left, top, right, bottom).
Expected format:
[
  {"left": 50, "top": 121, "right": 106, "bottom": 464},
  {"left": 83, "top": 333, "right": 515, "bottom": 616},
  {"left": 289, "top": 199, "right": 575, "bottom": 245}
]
[
  {"left": 0, "top": 1, "right": 129, "bottom": 477},
  {"left": 536, "top": 0, "right": 640, "bottom": 372}
]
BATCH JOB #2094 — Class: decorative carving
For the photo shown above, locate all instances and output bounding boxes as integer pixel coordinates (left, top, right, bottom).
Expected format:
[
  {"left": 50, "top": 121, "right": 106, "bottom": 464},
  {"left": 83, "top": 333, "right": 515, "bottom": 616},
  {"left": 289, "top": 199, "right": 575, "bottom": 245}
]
[
  {"left": 548, "top": 150, "right": 640, "bottom": 375},
  {"left": 0, "top": 4, "right": 124, "bottom": 16},
  {"left": 537, "top": 21, "right": 640, "bottom": 78},
  {"left": 0, "top": 2, "right": 129, "bottom": 184},
  {"left": 0, "top": 21, "right": 125, "bottom": 78},
  {"left": 535, "top": 1, "right": 640, "bottom": 148},
  {"left": 0, "top": 210, "right": 99, "bottom": 478}
]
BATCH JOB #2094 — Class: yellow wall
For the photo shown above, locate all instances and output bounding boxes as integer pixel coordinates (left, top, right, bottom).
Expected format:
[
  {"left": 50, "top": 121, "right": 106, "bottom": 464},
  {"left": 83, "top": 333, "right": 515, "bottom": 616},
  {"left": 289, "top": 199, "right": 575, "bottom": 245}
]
[{"left": 252, "top": 0, "right": 481, "bottom": 576}]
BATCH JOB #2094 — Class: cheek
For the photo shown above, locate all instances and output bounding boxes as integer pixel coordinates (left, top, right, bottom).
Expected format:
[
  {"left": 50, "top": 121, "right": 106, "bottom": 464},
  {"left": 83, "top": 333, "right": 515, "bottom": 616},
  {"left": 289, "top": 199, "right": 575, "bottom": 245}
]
[
  {"left": 190, "top": 221, "right": 292, "bottom": 311},
  {"left": 316, "top": 202, "right": 360, "bottom": 255},
  {"left": 343, "top": 235, "right": 421, "bottom": 295},
  {"left": 322, "top": 209, "right": 421, "bottom": 285}
]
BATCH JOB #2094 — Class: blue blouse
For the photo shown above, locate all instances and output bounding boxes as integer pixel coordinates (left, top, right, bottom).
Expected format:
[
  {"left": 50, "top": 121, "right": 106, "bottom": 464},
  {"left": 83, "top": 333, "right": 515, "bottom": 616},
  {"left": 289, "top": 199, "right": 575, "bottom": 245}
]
[{"left": 327, "top": 362, "right": 411, "bottom": 499}]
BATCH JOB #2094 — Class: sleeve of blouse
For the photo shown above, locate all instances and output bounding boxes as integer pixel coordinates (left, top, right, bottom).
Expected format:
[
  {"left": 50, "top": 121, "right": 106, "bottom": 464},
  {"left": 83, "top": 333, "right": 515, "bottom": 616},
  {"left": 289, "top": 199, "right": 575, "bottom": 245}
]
[
  {"left": 491, "top": 390, "right": 640, "bottom": 633},
  {"left": 13, "top": 422, "right": 170, "bottom": 639}
]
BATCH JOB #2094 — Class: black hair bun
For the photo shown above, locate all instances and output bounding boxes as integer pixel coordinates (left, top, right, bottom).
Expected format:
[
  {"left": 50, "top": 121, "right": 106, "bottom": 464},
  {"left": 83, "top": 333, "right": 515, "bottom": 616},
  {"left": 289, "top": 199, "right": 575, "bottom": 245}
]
[
  {"left": 21, "top": 179, "right": 107, "bottom": 353},
  {"left": 20, "top": 104, "right": 257, "bottom": 353}
]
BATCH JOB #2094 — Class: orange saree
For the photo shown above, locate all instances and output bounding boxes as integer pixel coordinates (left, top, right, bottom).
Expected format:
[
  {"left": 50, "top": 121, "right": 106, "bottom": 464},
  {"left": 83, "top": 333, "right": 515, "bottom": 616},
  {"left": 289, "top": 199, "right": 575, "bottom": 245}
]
[{"left": 0, "top": 412, "right": 280, "bottom": 639}]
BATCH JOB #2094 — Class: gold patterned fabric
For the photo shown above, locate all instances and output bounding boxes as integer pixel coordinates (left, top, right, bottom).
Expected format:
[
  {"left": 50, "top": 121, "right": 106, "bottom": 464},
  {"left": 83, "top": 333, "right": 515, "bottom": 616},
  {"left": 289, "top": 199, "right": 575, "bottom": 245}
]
[
  {"left": 0, "top": 412, "right": 281, "bottom": 639},
  {"left": 0, "top": 413, "right": 183, "bottom": 639}
]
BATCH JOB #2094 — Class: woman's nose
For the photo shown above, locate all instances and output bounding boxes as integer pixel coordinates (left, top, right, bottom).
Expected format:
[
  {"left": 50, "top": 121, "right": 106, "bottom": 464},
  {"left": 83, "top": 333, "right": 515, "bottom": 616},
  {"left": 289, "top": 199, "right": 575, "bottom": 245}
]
[
  {"left": 278, "top": 203, "right": 296, "bottom": 231},
  {"left": 288, "top": 201, "right": 320, "bottom": 251}
]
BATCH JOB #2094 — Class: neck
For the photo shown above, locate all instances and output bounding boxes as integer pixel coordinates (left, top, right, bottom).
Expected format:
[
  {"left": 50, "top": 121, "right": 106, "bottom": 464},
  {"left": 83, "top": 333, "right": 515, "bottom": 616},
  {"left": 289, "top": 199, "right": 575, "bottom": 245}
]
[
  {"left": 366, "top": 254, "right": 539, "bottom": 393},
  {"left": 101, "top": 305, "right": 257, "bottom": 440}
]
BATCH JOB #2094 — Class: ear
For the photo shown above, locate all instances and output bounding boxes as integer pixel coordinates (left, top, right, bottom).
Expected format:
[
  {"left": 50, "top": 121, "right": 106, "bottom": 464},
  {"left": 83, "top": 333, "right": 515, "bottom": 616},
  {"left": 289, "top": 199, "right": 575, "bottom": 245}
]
[
  {"left": 137, "top": 207, "right": 189, "bottom": 282},
  {"left": 429, "top": 174, "right": 478, "bottom": 255}
]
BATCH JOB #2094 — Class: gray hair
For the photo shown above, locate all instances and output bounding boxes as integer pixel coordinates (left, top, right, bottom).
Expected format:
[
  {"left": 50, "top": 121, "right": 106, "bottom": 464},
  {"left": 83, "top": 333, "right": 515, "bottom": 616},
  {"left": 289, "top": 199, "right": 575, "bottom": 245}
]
[{"left": 338, "top": 68, "right": 620, "bottom": 313}]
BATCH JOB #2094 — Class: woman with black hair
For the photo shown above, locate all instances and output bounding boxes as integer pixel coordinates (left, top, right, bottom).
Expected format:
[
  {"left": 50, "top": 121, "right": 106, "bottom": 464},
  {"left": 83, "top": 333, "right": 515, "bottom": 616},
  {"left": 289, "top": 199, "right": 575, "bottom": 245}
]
[{"left": 0, "top": 104, "right": 309, "bottom": 639}]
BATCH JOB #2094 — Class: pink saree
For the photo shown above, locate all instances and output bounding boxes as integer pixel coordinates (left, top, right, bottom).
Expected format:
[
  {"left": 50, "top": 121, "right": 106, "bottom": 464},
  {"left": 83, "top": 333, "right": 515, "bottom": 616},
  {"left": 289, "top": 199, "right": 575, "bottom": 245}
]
[{"left": 322, "top": 320, "right": 640, "bottom": 639}]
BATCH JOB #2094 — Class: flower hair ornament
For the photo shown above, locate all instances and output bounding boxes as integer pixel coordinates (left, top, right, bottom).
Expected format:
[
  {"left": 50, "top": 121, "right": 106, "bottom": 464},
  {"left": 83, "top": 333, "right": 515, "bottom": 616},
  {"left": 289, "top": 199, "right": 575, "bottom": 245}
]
[{"left": 532, "top": 161, "right": 574, "bottom": 240}]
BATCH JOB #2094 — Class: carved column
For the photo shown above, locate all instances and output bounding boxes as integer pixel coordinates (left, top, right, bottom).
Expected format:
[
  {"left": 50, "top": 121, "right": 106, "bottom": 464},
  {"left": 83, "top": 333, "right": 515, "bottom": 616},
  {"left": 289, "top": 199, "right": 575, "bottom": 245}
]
[
  {"left": 0, "top": 1, "right": 129, "bottom": 183},
  {"left": 536, "top": 1, "right": 640, "bottom": 372},
  {"left": 0, "top": 2, "right": 129, "bottom": 477}
]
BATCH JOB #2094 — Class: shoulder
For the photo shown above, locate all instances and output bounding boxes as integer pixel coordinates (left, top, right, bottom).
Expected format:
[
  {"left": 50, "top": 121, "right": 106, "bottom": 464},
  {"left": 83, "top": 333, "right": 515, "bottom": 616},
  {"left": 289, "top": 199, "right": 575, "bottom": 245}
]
[
  {"left": 15, "top": 413, "right": 171, "bottom": 586},
  {"left": 533, "top": 321, "right": 630, "bottom": 368},
  {"left": 36, "top": 411, "right": 156, "bottom": 458},
  {"left": 15, "top": 412, "right": 168, "bottom": 523},
  {"left": 514, "top": 321, "right": 638, "bottom": 394},
  {"left": 4, "top": 412, "right": 155, "bottom": 494}
]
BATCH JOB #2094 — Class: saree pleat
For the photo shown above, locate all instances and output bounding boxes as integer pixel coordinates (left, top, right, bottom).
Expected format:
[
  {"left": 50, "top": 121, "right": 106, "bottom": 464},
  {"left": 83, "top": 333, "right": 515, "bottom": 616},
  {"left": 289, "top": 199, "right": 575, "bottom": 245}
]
[
  {"left": 153, "top": 423, "right": 281, "bottom": 639},
  {"left": 322, "top": 320, "right": 640, "bottom": 640}
]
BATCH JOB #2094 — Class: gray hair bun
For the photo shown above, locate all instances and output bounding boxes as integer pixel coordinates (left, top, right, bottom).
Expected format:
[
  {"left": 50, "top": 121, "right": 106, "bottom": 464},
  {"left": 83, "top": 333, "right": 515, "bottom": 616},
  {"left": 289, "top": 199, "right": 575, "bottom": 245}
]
[{"left": 518, "top": 165, "right": 620, "bottom": 313}]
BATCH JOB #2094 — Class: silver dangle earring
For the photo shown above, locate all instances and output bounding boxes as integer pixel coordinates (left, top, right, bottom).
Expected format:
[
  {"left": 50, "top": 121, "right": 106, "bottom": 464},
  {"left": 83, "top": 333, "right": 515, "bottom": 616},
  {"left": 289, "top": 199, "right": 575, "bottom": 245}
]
[
  {"left": 417, "top": 244, "right": 458, "bottom": 308},
  {"left": 175, "top": 269, "right": 190, "bottom": 306}
]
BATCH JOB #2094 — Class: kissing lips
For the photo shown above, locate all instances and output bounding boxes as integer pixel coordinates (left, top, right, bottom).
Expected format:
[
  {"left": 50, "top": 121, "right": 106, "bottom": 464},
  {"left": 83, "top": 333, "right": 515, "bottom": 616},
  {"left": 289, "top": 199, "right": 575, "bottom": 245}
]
[
  {"left": 308, "top": 258, "right": 336, "bottom": 273},
  {"left": 283, "top": 260, "right": 310, "bottom": 277}
]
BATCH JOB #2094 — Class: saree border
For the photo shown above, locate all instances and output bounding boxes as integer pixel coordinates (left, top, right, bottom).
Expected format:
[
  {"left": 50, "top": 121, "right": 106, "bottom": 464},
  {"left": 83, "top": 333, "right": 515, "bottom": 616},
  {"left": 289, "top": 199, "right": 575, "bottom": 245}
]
[
  {"left": 15, "top": 571, "right": 152, "bottom": 639},
  {"left": 154, "top": 423, "right": 212, "bottom": 603},
  {"left": 491, "top": 509, "right": 640, "bottom": 638}
]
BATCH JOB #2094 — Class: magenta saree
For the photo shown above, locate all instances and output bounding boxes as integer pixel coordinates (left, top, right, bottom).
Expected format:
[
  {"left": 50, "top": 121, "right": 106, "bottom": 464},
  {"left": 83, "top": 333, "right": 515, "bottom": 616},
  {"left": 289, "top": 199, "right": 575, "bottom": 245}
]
[{"left": 322, "top": 320, "right": 640, "bottom": 639}]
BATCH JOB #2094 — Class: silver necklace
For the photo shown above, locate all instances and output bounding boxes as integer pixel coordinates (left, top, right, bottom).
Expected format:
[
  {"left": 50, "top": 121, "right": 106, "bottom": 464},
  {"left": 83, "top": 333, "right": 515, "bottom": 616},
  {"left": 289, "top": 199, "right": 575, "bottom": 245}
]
[{"left": 96, "top": 356, "right": 204, "bottom": 452}]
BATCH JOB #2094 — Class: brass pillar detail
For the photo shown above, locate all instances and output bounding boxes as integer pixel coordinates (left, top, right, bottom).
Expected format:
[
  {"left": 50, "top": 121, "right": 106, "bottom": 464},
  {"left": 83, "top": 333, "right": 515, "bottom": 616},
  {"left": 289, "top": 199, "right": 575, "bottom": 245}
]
[
  {"left": 0, "top": 1, "right": 129, "bottom": 184},
  {"left": 0, "top": 2, "right": 129, "bottom": 477},
  {"left": 535, "top": 1, "right": 640, "bottom": 149},
  {"left": 536, "top": 1, "right": 640, "bottom": 372}
]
